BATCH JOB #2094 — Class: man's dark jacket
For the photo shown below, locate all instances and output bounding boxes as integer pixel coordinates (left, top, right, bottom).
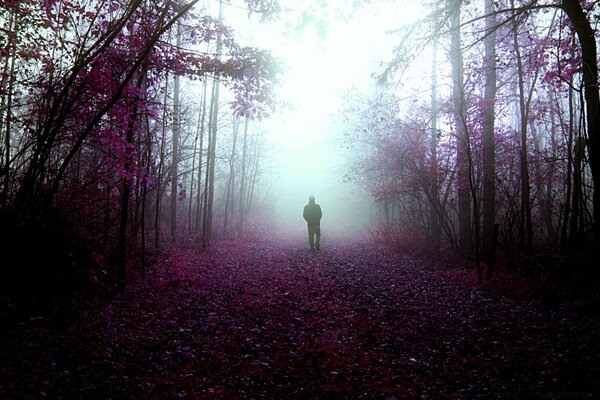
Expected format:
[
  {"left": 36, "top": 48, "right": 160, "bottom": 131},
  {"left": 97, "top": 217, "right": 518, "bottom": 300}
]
[{"left": 303, "top": 201, "right": 322, "bottom": 225}]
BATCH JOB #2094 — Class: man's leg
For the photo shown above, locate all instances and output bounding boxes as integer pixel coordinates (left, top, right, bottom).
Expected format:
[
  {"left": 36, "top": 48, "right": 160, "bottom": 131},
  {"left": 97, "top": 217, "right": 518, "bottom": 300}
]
[
  {"left": 315, "top": 224, "right": 321, "bottom": 250},
  {"left": 307, "top": 225, "right": 315, "bottom": 249}
]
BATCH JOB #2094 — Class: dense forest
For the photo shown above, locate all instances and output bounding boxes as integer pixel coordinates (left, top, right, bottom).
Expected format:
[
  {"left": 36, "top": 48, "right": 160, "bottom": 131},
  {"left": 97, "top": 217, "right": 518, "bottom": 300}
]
[
  {"left": 343, "top": 0, "right": 600, "bottom": 287},
  {"left": 0, "top": 0, "right": 281, "bottom": 294},
  {"left": 1, "top": 0, "right": 600, "bottom": 398}
]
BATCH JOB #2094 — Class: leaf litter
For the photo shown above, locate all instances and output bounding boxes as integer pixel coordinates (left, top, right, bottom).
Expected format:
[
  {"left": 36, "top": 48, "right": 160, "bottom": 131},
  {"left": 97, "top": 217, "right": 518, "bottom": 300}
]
[{"left": 2, "top": 240, "right": 600, "bottom": 399}]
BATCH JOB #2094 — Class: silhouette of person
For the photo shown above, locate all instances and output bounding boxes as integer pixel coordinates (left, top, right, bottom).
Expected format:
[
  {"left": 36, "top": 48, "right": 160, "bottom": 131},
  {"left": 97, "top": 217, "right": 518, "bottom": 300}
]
[{"left": 303, "top": 195, "right": 322, "bottom": 250}]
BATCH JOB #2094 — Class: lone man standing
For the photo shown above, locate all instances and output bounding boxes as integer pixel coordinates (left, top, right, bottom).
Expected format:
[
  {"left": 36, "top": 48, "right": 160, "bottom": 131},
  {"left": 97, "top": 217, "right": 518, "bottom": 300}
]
[{"left": 303, "top": 195, "right": 322, "bottom": 250}]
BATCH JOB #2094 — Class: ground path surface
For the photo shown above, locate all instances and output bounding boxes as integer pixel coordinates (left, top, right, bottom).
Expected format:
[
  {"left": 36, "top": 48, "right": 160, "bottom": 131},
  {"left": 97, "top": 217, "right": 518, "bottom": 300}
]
[{"left": 2, "top": 240, "right": 600, "bottom": 399}]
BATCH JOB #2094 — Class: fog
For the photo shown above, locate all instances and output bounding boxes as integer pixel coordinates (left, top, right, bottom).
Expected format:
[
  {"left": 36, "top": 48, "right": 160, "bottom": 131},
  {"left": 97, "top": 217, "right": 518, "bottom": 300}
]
[
  {"left": 261, "top": 30, "right": 377, "bottom": 239},
  {"left": 216, "top": 1, "right": 426, "bottom": 242},
  {"left": 265, "top": 109, "right": 375, "bottom": 241},
  {"left": 229, "top": 1, "right": 419, "bottom": 241}
]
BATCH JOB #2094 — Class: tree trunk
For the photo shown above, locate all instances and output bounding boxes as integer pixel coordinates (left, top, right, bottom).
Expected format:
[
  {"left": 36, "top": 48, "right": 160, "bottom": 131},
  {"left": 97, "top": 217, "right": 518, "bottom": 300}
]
[
  {"left": 560, "top": 67, "right": 575, "bottom": 255},
  {"left": 482, "top": 0, "right": 497, "bottom": 255},
  {"left": 545, "top": 90, "right": 559, "bottom": 245},
  {"left": 247, "top": 148, "right": 260, "bottom": 215},
  {"left": 561, "top": 0, "right": 600, "bottom": 253},
  {"left": 170, "top": 22, "right": 182, "bottom": 242},
  {"left": 511, "top": 4, "right": 533, "bottom": 255},
  {"left": 195, "top": 80, "right": 208, "bottom": 235},
  {"left": 202, "top": 76, "right": 219, "bottom": 249},
  {"left": 155, "top": 74, "right": 170, "bottom": 251},
  {"left": 429, "top": 37, "right": 441, "bottom": 246},
  {"left": 450, "top": 1, "right": 471, "bottom": 252},
  {"left": 570, "top": 136, "right": 584, "bottom": 252},
  {"left": 140, "top": 111, "right": 152, "bottom": 273},
  {"left": 201, "top": 1, "right": 224, "bottom": 249},
  {"left": 223, "top": 116, "right": 240, "bottom": 235},
  {"left": 189, "top": 123, "right": 198, "bottom": 237},
  {"left": 237, "top": 117, "right": 250, "bottom": 235}
]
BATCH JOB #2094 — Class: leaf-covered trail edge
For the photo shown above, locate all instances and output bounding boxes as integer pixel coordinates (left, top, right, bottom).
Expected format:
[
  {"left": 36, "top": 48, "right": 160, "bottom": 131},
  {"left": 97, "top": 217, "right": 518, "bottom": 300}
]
[{"left": 2, "top": 240, "right": 600, "bottom": 399}]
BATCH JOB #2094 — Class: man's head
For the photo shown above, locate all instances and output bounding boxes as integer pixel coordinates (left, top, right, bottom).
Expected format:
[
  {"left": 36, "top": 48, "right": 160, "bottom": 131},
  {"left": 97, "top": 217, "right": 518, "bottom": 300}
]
[{"left": 309, "top": 195, "right": 315, "bottom": 203}]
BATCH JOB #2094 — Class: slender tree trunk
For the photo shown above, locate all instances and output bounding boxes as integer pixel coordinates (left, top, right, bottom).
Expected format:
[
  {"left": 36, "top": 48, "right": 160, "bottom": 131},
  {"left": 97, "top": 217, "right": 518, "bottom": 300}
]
[
  {"left": 450, "top": 1, "right": 471, "bottom": 252},
  {"left": 237, "top": 117, "right": 249, "bottom": 235},
  {"left": 170, "top": 22, "right": 182, "bottom": 242},
  {"left": 223, "top": 116, "right": 239, "bottom": 235},
  {"left": 140, "top": 100, "right": 153, "bottom": 273},
  {"left": 469, "top": 138, "right": 482, "bottom": 281},
  {"left": 429, "top": 37, "right": 441, "bottom": 246},
  {"left": 560, "top": 77, "right": 575, "bottom": 255},
  {"left": 202, "top": 77, "right": 219, "bottom": 249},
  {"left": 201, "top": 1, "right": 224, "bottom": 249},
  {"left": 103, "top": 154, "right": 111, "bottom": 249},
  {"left": 155, "top": 138, "right": 165, "bottom": 250},
  {"left": 201, "top": 101, "right": 212, "bottom": 248},
  {"left": 482, "top": 0, "right": 497, "bottom": 257},
  {"left": 189, "top": 121, "right": 199, "bottom": 236},
  {"left": 117, "top": 168, "right": 132, "bottom": 289},
  {"left": 570, "top": 136, "right": 584, "bottom": 252},
  {"left": 155, "top": 74, "right": 170, "bottom": 251},
  {"left": 247, "top": 148, "right": 260, "bottom": 215},
  {"left": 512, "top": 5, "right": 533, "bottom": 255},
  {"left": 544, "top": 108, "right": 557, "bottom": 244},
  {"left": 195, "top": 80, "right": 208, "bottom": 234}
]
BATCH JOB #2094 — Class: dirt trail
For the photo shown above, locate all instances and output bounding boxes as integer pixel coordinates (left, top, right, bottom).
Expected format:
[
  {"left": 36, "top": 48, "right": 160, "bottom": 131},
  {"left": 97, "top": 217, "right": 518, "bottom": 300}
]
[{"left": 2, "top": 241, "right": 600, "bottom": 399}]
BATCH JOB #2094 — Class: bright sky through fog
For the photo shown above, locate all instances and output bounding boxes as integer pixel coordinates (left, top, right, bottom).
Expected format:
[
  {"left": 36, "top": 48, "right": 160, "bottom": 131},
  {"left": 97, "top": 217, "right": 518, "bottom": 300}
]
[{"left": 229, "top": 1, "right": 424, "bottom": 237}]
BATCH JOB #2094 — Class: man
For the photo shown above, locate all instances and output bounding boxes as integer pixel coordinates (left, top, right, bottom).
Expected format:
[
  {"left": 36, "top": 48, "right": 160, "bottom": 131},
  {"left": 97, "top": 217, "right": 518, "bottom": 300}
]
[{"left": 303, "top": 195, "right": 322, "bottom": 250}]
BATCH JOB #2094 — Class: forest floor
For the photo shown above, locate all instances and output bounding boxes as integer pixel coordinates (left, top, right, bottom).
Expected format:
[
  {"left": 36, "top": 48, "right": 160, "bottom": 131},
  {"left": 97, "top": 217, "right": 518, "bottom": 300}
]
[{"left": 2, "top": 239, "right": 600, "bottom": 399}]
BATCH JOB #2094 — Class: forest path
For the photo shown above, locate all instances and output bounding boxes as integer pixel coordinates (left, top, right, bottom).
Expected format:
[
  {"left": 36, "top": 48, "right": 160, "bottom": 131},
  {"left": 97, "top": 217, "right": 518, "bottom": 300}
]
[{"left": 2, "top": 240, "right": 600, "bottom": 399}]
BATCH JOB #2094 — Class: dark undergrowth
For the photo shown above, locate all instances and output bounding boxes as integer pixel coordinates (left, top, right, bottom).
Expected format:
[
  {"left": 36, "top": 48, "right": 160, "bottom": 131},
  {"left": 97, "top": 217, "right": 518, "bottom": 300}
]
[{"left": 370, "top": 226, "right": 600, "bottom": 318}]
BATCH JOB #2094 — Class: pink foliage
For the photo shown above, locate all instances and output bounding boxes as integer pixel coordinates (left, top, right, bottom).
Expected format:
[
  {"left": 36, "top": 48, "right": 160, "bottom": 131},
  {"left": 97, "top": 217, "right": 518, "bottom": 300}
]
[{"left": 5, "top": 0, "right": 280, "bottom": 225}]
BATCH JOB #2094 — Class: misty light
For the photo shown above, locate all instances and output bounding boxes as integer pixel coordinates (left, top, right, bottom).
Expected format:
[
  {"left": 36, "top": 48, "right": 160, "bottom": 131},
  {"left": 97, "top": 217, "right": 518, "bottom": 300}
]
[{"left": 245, "top": 2, "right": 424, "bottom": 240}]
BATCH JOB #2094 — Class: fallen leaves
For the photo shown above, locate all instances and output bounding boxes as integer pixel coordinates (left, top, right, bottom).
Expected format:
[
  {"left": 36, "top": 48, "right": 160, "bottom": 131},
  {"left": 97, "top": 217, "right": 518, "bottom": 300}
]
[{"left": 2, "top": 240, "right": 600, "bottom": 399}]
